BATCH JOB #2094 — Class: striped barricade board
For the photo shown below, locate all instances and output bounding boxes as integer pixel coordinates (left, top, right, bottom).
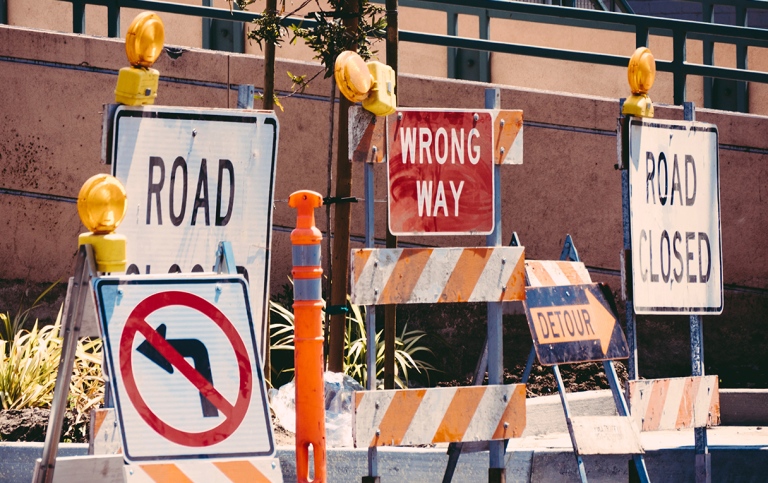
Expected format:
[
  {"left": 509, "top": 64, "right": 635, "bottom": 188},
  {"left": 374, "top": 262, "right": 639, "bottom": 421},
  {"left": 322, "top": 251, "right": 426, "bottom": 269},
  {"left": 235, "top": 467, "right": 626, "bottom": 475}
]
[
  {"left": 525, "top": 260, "right": 592, "bottom": 287},
  {"left": 124, "top": 458, "right": 283, "bottom": 483},
  {"left": 90, "top": 407, "right": 122, "bottom": 455},
  {"left": 569, "top": 416, "right": 644, "bottom": 455},
  {"left": 350, "top": 247, "right": 525, "bottom": 305},
  {"left": 353, "top": 385, "right": 526, "bottom": 447},
  {"left": 628, "top": 375, "right": 720, "bottom": 431}
]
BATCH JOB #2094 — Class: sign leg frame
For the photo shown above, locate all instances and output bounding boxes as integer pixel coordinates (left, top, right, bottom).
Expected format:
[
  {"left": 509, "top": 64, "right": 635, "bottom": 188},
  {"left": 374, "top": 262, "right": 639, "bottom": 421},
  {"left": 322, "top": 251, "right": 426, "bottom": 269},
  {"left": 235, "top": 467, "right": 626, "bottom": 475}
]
[{"left": 33, "top": 245, "right": 97, "bottom": 483}]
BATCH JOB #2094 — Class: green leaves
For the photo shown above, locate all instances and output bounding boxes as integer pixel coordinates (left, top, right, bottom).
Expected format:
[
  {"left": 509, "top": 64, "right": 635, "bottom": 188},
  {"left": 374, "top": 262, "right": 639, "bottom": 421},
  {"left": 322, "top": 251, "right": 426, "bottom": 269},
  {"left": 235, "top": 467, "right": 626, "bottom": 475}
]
[{"left": 269, "top": 297, "right": 438, "bottom": 389}]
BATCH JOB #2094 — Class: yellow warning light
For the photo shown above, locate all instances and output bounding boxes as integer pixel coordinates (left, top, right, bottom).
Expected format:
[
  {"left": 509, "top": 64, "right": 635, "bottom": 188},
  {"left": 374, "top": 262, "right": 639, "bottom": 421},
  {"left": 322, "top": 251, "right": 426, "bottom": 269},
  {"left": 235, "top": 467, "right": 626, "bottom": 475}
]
[
  {"left": 125, "top": 12, "right": 165, "bottom": 68},
  {"left": 335, "top": 51, "right": 373, "bottom": 103},
  {"left": 77, "top": 174, "right": 128, "bottom": 273},
  {"left": 115, "top": 12, "right": 165, "bottom": 106},
  {"left": 623, "top": 47, "right": 656, "bottom": 118},
  {"left": 335, "top": 51, "right": 397, "bottom": 116}
]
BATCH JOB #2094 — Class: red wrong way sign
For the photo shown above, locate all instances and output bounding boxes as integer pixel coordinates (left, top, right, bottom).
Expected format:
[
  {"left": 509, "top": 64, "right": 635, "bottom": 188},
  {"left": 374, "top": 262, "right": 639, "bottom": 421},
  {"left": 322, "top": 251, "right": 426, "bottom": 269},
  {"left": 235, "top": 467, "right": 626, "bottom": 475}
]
[
  {"left": 388, "top": 109, "right": 494, "bottom": 235},
  {"left": 95, "top": 275, "right": 274, "bottom": 463}
]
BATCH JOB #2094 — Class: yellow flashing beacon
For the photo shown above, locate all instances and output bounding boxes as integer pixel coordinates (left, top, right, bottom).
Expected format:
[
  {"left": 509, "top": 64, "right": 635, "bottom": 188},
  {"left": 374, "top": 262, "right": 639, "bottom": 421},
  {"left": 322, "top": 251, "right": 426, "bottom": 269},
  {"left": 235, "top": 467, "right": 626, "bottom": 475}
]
[
  {"left": 623, "top": 47, "right": 656, "bottom": 118},
  {"left": 115, "top": 12, "right": 165, "bottom": 106},
  {"left": 77, "top": 174, "right": 128, "bottom": 273},
  {"left": 334, "top": 50, "right": 397, "bottom": 117}
]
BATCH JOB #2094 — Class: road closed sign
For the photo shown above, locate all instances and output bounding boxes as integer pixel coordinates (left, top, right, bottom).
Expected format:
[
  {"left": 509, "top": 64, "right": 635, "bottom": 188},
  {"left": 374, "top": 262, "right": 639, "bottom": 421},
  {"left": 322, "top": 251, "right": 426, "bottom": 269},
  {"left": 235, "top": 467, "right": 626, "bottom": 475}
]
[
  {"left": 628, "top": 118, "right": 722, "bottom": 314},
  {"left": 388, "top": 109, "right": 494, "bottom": 235},
  {"left": 109, "top": 106, "right": 278, "bottom": 351},
  {"left": 94, "top": 275, "right": 274, "bottom": 463}
]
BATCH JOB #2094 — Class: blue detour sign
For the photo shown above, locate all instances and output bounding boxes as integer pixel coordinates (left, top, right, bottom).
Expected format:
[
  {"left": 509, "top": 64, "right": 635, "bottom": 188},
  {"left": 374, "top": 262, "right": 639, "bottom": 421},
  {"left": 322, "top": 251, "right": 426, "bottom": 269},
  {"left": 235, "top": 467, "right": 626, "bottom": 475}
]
[{"left": 524, "top": 283, "right": 629, "bottom": 365}]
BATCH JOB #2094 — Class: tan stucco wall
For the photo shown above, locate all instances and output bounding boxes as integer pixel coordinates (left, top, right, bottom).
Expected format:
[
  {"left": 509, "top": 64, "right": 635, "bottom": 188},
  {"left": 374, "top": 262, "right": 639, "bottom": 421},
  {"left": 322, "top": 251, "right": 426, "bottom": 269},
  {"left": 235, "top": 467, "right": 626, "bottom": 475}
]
[
  {"left": 1, "top": 24, "right": 766, "bottom": 293},
  {"left": 6, "top": 1, "right": 766, "bottom": 115}
]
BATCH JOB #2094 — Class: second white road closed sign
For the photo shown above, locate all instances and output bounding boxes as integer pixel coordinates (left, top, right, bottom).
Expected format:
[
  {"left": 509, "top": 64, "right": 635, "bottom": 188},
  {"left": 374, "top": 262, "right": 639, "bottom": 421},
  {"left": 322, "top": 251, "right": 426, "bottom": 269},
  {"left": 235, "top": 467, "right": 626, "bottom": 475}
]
[{"left": 628, "top": 117, "right": 723, "bottom": 314}]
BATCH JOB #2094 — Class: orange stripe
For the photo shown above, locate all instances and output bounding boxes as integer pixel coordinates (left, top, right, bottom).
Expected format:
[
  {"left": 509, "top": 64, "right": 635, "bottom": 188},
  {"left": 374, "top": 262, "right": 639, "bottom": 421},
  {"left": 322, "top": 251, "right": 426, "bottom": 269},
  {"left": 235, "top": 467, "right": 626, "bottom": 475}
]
[
  {"left": 527, "top": 261, "right": 556, "bottom": 287},
  {"left": 378, "top": 249, "right": 433, "bottom": 304},
  {"left": 494, "top": 110, "right": 523, "bottom": 164},
  {"left": 502, "top": 251, "right": 526, "bottom": 301},
  {"left": 433, "top": 387, "right": 484, "bottom": 443},
  {"left": 374, "top": 389, "right": 426, "bottom": 446},
  {"left": 214, "top": 460, "right": 271, "bottom": 483},
  {"left": 492, "top": 385, "right": 527, "bottom": 439},
  {"left": 355, "top": 391, "right": 364, "bottom": 410},
  {"left": 353, "top": 250, "right": 373, "bottom": 286},
  {"left": 557, "top": 261, "right": 588, "bottom": 285},
  {"left": 92, "top": 408, "right": 108, "bottom": 437},
  {"left": 643, "top": 379, "right": 670, "bottom": 431},
  {"left": 440, "top": 248, "right": 493, "bottom": 302},
  {"left": 676, "top": 377, "right": 697, "bottom": 428},
  {"left": 140, "top": 464, "right": 195, "bottom": 483}
]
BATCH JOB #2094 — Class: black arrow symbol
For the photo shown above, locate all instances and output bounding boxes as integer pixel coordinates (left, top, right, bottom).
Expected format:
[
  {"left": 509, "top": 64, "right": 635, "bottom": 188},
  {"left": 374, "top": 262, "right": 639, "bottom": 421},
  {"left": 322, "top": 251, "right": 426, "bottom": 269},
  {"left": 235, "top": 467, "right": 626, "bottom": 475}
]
[{"left": 136, "top": 324, "right": 219, "bottom": 418}]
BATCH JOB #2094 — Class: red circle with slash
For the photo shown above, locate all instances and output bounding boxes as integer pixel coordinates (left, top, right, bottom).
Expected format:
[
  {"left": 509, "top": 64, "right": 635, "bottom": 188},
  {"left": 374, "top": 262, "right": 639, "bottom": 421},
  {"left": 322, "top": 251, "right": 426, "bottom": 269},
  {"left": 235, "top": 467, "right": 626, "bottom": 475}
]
[{"left": 120, "top": 291, "right": 252, "bottom": 447}]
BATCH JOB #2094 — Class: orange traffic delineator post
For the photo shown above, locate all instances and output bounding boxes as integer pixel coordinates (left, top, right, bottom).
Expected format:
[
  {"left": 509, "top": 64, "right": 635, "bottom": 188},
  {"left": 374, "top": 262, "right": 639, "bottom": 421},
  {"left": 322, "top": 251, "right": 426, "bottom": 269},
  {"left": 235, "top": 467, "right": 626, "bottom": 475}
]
[{"left": 289, "top": 190, "right": 326, "bottom": 483}]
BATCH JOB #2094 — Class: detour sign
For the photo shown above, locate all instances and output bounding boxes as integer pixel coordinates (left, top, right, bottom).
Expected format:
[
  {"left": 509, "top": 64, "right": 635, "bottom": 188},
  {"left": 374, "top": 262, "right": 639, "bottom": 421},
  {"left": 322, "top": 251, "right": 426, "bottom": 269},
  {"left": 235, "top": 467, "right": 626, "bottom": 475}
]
[{"left": 524, "top": 283, "right": 629, "bottom": 365}]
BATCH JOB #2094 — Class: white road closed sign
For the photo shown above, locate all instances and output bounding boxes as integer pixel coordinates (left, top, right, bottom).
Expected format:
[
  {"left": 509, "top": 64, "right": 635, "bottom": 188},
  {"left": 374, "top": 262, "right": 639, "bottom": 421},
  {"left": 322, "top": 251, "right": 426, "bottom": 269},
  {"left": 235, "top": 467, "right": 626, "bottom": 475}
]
[
  {"left": 628, "top": 118, "right": 723, "bottom": 314},
  {"left": 388, "top": 109, "right": 495, "bottom": 235},
  {"left": 109, "top": 106, "right": 278, "bottom": 351},
  {"left": 94, "top": 275, "right": 274, "bottom": 463}
]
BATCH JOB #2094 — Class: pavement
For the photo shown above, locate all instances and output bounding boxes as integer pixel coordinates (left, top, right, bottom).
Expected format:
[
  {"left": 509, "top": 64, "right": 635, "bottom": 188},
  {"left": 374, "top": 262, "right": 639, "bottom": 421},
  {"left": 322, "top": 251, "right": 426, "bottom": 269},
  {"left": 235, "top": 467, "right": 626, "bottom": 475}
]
[{"left": 2, "top": 390, "right": 767, "bottom": 482}]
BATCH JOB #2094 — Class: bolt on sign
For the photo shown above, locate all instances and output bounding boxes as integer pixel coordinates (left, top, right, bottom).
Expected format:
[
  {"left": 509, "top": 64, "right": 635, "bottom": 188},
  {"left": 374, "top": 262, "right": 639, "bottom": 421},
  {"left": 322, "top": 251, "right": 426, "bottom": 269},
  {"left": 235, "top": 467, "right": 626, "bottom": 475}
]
[
  {"left": 94, "top": 275, "right": 274, "bottom": 463},
  {"left": 627, "top": 118, "right": 722, "bottom": 314},
  {"left": 108, "top": 105, "right": 278, "bottom": 351},
  {"left": 524, "top": 283, "right": 629, "bottom": 365},
  {"left": 388, "top": 109, "right": 495, "bottom": 235}
]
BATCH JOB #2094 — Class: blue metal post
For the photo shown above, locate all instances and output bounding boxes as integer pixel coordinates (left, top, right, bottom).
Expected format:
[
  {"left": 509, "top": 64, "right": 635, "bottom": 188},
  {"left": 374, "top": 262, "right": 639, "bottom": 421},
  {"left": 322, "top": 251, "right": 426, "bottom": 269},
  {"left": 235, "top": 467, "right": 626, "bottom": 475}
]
[
  {"left": 484, "top": 87, "right": 505, "bottom": 479},
  {"left": 684, "top": 101, "right": 711, "bottom": 483}
]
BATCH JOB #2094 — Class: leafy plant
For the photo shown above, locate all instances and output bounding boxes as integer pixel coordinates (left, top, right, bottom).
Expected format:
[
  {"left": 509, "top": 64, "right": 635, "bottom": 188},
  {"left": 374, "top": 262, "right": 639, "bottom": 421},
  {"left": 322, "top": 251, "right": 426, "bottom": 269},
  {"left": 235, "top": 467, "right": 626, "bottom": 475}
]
[
  {"left": 0, "top": 306, "right": 104, "bottom": 428},
  {"left": 269, "top": 298, "right": 437, "bottom": 388}
]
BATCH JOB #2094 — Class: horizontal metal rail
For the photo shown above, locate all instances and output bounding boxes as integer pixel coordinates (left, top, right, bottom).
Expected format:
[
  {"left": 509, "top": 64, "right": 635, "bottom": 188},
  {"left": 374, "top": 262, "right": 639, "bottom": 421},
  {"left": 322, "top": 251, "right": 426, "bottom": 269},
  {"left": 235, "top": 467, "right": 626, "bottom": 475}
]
[{"left": 53, "top": 0, "right": 768, "bottom": 106}]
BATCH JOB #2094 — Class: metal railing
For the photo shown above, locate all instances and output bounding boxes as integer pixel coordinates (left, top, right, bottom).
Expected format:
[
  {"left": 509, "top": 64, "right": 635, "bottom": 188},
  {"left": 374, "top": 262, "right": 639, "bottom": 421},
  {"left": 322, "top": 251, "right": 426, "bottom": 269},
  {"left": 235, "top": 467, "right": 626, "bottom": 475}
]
[{"left": 30, "top": 0, "right": 768, "bottom": 110}]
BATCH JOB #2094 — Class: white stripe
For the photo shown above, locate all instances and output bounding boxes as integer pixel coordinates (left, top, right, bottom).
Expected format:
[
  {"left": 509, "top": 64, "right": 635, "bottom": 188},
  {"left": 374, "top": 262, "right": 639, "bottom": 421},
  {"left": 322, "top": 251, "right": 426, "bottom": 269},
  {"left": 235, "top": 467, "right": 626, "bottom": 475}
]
[
  {"left": 693, "top": 376, "right": 717, "bottom": 427},
  {"left": 525, "top": 262, "right": 544, "bottom": 287},
  {"left": 124, "top": 465, "right": 155, "bottom": 483},
  {"left": 568, "top": 261, "right": 593, "bottom": 284},
  {"left": 354, "top": 391, "right": 396, "bottom": 447},
  {"left": 628, "top": 380, "right": 653, "bottom": 430},
  {"left": 659, "top": 379, "right": 685, "bottom": 430},
  {"left": 400, "top": 387, "right": 457, "bottom": 445},
  {"left": 177, "top": 461, "right": 226, "bottom": 482},
  {"left": 351, "top": 249, "right": 403, "bottom": 305},
  {"left": 410, "top": 249, "right": 462, "bottom": 303},
  {"left": 469, "top": 248, "right": 523, "bottom": 302},
  {"left": 462, "top": 386, "right": 506, "bottom": 441},
  {"left": 505, "top": 124, "right": 523, "bottom": 165},
  {"left": 540, "top": 260, "right": 572, "bottom": 286}
]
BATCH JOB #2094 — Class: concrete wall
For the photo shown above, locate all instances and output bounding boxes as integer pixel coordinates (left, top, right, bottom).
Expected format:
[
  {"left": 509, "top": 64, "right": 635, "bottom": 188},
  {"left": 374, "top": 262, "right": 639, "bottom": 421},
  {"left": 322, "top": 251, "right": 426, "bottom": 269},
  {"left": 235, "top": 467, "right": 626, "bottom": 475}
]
[{"left": 1, "top": 25, "right": 767, "bottom": 383}]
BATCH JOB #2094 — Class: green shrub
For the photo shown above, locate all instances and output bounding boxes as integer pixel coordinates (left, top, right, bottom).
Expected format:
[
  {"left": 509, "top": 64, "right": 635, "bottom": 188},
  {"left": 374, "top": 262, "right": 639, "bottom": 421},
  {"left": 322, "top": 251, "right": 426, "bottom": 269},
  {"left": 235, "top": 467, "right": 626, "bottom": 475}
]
[{"left": 269, "top": 299, "right": 438, "bottom": 389}]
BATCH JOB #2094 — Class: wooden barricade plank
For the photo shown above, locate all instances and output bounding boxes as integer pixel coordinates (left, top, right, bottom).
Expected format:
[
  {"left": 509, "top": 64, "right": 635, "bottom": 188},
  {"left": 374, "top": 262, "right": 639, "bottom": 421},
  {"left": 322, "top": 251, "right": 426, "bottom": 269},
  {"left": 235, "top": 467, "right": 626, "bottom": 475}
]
[
  {"left": 124, "top": 458, "right": 283, "bottom": 483},
  {"left": 628, "top": 375, "right": 720, "bottom": 431},
  {"left": 89, "top": 407, "right": 122, "bottom": 455},
  {"left": 353, "top": 385, "right": 526, "bottom": 447},
  {"left": 525, "top": 260, "right": 592, "bottom": 287},
  {"left": 569, "top": 416, "right": 644, "bottom": 455},
  {"left": 350, "top": 247, "right": 525, "bottom": 305},
  {"left": 34, "top": 455, "right": 125, "bottom": 483}
]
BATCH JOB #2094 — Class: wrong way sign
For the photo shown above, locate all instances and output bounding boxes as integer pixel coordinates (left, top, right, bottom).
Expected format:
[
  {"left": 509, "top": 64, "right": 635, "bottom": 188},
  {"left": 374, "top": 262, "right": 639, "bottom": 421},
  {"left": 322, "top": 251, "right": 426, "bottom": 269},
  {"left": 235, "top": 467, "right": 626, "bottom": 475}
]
[
  {"left": 388, "top": 109, "right": 495, "bottom": 235},
  {"left": 95, "top": 275, "right": 274, "bottom": 463},
  {"left": 628, "top": 118, "right": 722, "bottom": 314},
  {"left": 108, "top": 105, "right": 278, "bottom": 352}
]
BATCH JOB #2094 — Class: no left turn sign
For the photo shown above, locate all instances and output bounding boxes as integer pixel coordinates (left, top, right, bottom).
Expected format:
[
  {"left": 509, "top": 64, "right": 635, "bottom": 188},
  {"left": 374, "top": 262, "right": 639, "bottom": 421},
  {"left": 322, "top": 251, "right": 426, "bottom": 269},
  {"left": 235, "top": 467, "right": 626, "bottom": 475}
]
[{"left": 95, "top": 275, "right": 274, "bottom": 463}]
